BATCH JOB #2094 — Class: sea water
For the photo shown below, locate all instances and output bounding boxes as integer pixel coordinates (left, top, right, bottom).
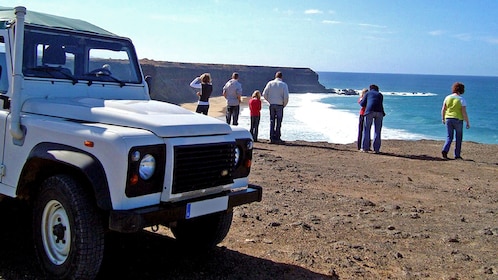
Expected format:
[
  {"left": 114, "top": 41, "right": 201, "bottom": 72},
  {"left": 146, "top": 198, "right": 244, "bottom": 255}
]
[{"left": 238, "top": 72, "right": 498, "bottom": 145}]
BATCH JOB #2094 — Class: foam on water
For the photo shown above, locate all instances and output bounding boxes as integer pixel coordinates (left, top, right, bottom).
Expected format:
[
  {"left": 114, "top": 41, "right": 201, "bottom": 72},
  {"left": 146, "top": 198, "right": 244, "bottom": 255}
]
[{"left": 238, "top": 93, "right": 429, "bottom": 144}]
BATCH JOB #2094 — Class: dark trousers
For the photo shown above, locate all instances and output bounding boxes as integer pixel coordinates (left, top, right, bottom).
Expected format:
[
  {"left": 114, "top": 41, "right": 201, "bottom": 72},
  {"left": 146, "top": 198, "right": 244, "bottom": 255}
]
[
  {"left": 250, "top": 115, "right": 260, "bottom": 141},
  {"left": 269, "top": 104, "right": 284, "bottom": 142},
  {"left": 357, "top": 114, "right": 364, "bottom": 150},
  {"left": 196, "top": 104, "right": 209, "bottom": 115},
  {"left": 226, "top": 105, "right": 240, "bottom": 125}
]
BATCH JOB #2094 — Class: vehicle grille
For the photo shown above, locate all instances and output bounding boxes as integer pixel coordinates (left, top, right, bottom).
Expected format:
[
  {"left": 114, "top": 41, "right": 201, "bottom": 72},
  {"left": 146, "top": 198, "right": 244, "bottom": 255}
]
[{"left": 172, "top": 142, "right": 235, "bottom": 194}]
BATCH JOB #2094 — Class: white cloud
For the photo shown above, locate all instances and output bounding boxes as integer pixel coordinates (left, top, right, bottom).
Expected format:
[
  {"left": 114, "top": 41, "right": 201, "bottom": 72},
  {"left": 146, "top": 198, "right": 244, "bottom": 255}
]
[
  {"left": 484, "top": 37, "right": 498, "bottom": 44},
  {"left": 358, "top": 23, "right": 387, "bottom": 29},
  {"left": 305, "top": 9, "right": 323, "bottom": 15},
  {"left": 428, "top": 30, "right": 445, "bottom": 36},
  {"left": 322, "top": 20, "right": 341, "bottom": 24},
  {"left": 453, "top": 33, "right": 472, "bottom": 41}
]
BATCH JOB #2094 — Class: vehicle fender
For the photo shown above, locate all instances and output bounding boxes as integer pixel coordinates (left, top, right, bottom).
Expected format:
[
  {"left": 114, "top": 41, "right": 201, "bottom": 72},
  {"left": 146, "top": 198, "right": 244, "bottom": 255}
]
[{"left": 23, "top": 142, "right": 112, "bottom": 210}]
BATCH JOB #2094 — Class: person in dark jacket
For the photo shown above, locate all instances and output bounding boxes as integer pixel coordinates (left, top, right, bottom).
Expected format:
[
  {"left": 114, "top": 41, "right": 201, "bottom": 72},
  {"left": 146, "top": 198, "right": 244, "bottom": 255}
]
[
  {"left": 189, "top": 73, "right": 213, "bottom": 115},
  {"left": 359, "top": 84, "right": 385, "bottom": 153}
]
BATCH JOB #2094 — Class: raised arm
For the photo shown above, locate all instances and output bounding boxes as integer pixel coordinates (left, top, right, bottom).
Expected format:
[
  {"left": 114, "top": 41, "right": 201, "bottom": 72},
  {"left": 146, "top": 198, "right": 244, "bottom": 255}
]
[{"left": 189, "top": 77, "right": 201, "bottom": 89}]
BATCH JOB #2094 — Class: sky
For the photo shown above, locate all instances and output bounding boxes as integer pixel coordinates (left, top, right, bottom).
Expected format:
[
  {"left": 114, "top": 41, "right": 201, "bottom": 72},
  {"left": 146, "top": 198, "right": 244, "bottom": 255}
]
[{"left": 8, "top": 1, "right": 498, "bottom": 76}]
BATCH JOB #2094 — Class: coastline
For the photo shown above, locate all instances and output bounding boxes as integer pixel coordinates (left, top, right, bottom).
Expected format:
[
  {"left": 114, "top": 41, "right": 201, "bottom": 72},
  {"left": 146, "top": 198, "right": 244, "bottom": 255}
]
[
  {"left": 181, "top": 95, "right": 497, "bottom": 146},
  {"left": 180, "top": 96, "right": 250, "bottom": 118}
]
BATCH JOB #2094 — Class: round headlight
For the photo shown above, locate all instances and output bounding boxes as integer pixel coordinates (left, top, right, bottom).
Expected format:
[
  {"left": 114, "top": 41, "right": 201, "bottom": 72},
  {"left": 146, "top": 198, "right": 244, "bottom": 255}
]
[
  {"left": 139, "top": 154, "right": 156, "bottom": 180},
  {"left": 247, "top": 140, "right": 253, "bottom": 150},
  {"left": 234, "top": 146, "right": 241, "bottom": 166}
]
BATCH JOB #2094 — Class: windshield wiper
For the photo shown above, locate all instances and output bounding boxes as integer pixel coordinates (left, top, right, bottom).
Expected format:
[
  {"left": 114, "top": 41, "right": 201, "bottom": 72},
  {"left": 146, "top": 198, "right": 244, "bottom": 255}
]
[
  {"left": 28, "top": 66, "right": 78, "bottom": 85},
  {"left": 84, "top": 68, "right": 125, "bottom": 87}
]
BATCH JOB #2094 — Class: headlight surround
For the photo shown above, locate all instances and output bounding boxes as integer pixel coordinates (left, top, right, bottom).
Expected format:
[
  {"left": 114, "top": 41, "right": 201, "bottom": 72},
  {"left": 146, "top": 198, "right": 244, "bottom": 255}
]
[
  {"left": 139, "top": 154, "right": 156, "bottom": 180},
  {"left": 126, "top": 144, "right": 166, "bottom": 197},
  {"left": 233, "top": 138, "right": 253, "bottom": 179},
  {"left": 246, "top": 140, "right": 254, "bottom": 150}
]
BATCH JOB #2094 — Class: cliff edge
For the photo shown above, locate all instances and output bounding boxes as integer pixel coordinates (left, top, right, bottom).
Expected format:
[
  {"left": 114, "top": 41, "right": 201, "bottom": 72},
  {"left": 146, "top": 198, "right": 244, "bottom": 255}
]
[{"left": 140, "top": 59, "right": 329, "bottom": 104}]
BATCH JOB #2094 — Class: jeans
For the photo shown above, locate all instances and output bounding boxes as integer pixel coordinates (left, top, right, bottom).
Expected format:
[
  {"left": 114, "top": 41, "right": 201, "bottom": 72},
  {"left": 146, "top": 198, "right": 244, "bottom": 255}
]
[
  {"left": 442, "top": 118, "right": 463, "bottom": 158},
  {"left": 269, "top": 104, "right": 284, "bottom": 142},
  {"left": 362, "top": 111, "right": 383, "bottom": 152},
  {"left": 226, "top": 105, "right": 240, "bottom": 125},
  {"left": 250, "top": 116, "right": 260, "bottom": 141}
]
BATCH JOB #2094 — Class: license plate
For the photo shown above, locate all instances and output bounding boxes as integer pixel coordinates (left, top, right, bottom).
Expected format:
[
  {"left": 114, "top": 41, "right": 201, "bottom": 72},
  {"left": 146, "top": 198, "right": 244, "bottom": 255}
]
[{"left": 186, "top": 196, "right": 228, "bottom": 219}]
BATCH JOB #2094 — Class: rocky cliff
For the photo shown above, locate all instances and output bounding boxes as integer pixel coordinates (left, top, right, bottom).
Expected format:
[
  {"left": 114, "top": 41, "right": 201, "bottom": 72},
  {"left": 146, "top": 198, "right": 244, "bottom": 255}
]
[{"left": 140, "top": 59, "right": 329, "bottom": 104}]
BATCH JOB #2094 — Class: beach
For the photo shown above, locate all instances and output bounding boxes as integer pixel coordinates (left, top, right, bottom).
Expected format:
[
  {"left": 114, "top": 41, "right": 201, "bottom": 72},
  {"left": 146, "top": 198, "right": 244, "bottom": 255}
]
[{"left": 180, "top": 95, "right": 243, "bottom": 118}]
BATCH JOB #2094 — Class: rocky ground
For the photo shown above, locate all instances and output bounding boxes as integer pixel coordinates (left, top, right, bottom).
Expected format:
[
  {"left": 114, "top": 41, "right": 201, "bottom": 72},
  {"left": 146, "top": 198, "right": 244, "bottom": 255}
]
[{"left": 0, "top": 139, "right": 497, "bottom": 279}]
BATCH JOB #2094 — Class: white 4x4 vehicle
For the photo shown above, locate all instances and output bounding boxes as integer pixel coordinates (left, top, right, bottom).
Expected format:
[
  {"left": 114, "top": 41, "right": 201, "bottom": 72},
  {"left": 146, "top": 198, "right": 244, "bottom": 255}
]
[{"left": 0, "top": 6, "right": 261, "bottom": 279}]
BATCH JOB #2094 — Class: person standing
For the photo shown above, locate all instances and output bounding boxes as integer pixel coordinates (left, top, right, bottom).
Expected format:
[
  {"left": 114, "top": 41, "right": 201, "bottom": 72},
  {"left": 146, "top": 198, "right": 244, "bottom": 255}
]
[
  {"left": 189, "top": 73, "right": 213, "bottom": 115},
  {"left": 359, "top": 84, "right": 385, "bottom": 153},
  {"left": 223, "top": 72, "right": 242, "bottom": 125},
  {"left": 357, "top": 88, "right": 368, "bottom": 150},
  {"left": 441, "top": 82, "right": 470, "bottom": 160},
  {"left": 249, "top": 90, "right": 262, "bottom": 141},
  {"left": 263, "top": 71, "right": 289, "bottom": 144}
]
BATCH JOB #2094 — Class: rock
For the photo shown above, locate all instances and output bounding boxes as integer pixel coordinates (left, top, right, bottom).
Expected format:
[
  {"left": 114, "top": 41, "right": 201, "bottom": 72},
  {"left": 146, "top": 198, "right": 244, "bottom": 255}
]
[
  {"left": 141, "top": 59, "right": 329, "bottom": 105},
  {"left": 268, "top": 221, "right": 281, "bottom": 227},
  {"left": 482, "top": 228, "right": 494, "bottom": 235}
]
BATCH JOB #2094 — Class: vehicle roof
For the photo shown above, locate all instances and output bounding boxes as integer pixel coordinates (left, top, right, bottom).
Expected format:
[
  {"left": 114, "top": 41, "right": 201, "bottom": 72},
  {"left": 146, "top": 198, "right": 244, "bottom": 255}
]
[{"left": 0, "top": 6, "right": 117, "bottom": 37}]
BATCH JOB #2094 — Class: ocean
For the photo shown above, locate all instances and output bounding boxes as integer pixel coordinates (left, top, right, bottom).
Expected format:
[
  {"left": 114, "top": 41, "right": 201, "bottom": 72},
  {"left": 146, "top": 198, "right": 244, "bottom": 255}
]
[{"left": 238, "top": 72, "right": 498, "bottom": 145}]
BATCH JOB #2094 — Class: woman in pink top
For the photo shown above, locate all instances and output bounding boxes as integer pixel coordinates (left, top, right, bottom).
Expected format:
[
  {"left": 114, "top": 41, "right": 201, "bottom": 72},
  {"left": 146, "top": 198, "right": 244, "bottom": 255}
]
[{"left": 249, "top": 90, "right": 262, "bottom": 141}]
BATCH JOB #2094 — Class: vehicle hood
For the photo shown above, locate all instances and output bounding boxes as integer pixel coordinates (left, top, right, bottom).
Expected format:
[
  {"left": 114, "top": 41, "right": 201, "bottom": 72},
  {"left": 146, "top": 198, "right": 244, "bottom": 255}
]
[{"left": 22, "top": 98, "right": 232, "bottom": 137}]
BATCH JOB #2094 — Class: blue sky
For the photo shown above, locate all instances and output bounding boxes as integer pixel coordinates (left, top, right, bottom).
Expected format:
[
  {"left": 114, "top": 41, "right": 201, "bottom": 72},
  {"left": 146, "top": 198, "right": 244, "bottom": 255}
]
[{"left": 10, "top": 1, "right": 498, "bottom": 76}]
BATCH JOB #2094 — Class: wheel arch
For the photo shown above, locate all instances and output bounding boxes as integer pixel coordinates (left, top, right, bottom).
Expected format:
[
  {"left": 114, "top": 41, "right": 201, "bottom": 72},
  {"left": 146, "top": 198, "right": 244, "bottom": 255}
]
[{"left": 17, "top": 142, "right": 112, "bottom": 210}]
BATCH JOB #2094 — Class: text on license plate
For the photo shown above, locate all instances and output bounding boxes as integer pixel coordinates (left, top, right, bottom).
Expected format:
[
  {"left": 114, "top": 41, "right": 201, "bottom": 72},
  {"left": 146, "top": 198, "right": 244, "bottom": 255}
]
[{"left": 186, "top": 196, "right": 228, "bottom": 219}]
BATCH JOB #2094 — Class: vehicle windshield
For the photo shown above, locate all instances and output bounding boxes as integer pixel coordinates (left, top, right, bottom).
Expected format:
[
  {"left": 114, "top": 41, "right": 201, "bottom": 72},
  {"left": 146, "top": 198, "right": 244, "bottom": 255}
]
[{"left": 22, "top": 26, "right": 142, "bottom": 85}]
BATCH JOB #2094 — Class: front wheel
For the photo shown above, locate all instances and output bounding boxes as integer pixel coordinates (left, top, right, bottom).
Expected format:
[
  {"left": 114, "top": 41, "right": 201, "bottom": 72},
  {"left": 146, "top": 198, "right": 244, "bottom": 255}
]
[
  {"left": 171, "top": 210, "right": 233, "bottom": 250},
  {"left": 33, "top": 175, "right": 104, "bottom": 280}
]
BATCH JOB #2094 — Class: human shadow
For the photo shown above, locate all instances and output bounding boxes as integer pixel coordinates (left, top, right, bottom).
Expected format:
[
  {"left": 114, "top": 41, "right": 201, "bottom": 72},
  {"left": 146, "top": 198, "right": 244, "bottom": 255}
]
[
  {"left": 0, "top": 198, "right": 334, "bottom": 280},
  {"left": 373, "top": 151, "right": 476, "bottom": 163},
  {"left": 256, "top": 140, "right": 344, "bottom": 152},
  {"left": 256, "top": 140, "right": 478, "bottom": 163}
]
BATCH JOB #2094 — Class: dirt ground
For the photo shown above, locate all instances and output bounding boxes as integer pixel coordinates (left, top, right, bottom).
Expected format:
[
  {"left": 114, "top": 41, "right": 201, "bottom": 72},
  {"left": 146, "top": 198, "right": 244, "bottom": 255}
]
[
  {"left": 0, "top": 139, "right": 497, "bottom": 279},
  {"left": 223, "top": 139, "right": 498, "bottom": 280}
]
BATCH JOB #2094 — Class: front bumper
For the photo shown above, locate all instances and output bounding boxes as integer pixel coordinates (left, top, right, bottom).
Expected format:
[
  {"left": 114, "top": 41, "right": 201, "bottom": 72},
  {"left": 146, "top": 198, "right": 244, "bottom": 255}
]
[{"left": 108, "top": 184, "right": 263, "bottom": 233}]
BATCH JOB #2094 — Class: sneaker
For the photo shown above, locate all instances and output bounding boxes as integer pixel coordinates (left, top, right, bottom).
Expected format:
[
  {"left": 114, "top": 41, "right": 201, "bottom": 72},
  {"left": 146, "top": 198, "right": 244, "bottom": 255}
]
[
  {"left": 455, "top": 156, "right": 464, "bottom": 160},
  {"left": 359, "top": 149, "right": 368, "bottom": 153},
  {"left": 441, "top": 151, "right": 448, "bottom": 159}
]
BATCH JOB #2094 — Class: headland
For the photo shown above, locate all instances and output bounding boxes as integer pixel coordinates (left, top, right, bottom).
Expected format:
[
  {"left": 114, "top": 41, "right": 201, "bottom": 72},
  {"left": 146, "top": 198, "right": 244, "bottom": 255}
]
[{"left": 140, "top": 59, "right": 331, "bottom": 105}]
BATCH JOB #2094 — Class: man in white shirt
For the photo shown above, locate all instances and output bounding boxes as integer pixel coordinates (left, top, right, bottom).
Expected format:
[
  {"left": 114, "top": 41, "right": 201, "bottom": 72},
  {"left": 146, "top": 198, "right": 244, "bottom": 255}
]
[
  {"left": 263, "top": 71, "right": 289, "bottom": 144},
  {"left": 223, "top": 72, "right": 243, "bottom": 125}
]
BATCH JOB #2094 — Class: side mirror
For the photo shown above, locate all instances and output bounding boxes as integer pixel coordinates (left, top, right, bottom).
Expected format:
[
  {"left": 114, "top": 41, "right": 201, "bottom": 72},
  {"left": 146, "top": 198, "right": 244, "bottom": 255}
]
[{"left": 145, "top": 75, "right": 152, "bottom": 95}]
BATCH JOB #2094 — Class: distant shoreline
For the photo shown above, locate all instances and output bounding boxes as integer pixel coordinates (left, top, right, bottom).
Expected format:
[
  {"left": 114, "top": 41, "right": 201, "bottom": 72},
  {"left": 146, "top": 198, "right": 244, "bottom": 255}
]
[{"left": 180, "top": 96, "right": 249, "bottom": 119}]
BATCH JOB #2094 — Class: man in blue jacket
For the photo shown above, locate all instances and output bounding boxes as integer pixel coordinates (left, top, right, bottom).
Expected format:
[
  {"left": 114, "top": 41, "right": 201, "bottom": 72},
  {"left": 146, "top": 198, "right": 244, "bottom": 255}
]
[{"left": 359, "top": 84, "right": 385, "bottom": 153}]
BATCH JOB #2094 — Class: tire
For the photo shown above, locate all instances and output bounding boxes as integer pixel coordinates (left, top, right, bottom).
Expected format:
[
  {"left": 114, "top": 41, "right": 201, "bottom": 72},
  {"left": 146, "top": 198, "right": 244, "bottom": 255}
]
[
  {"left": 32, "top": 175, "right": 104, "bottom": 280},
  {"left": 171, "top": 210, "right": 233, "bottom": 250}
]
